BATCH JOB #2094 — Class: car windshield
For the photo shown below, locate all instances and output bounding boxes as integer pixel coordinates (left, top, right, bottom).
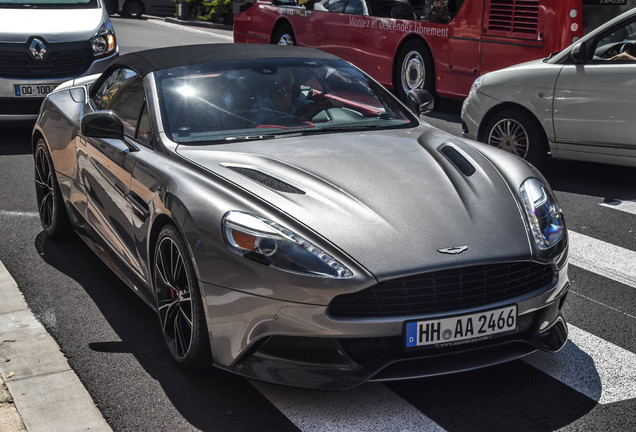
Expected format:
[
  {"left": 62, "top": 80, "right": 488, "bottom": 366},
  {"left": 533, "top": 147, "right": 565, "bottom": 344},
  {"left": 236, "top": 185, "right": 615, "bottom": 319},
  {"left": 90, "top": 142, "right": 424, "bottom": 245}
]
[
  {"left": 155, "top": 58, "right": 418, "bottom": 144},
  {"left": 0, "top": 0, "right": 97, "bottom": 7}
]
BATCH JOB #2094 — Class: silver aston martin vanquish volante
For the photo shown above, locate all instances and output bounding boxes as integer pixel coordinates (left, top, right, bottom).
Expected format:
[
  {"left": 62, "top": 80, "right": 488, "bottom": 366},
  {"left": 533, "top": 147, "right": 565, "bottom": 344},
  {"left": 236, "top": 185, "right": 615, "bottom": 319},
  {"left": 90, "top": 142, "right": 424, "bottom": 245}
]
[{"left": 32, "top": 44, "right": 569, "bottom": 390}]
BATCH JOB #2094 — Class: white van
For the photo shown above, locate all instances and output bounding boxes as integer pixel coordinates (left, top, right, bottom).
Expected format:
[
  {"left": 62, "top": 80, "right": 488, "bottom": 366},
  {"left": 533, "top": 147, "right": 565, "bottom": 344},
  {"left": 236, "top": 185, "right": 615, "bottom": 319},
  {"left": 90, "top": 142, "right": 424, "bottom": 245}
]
[{"left": 0, "top": 0, "right": 118, "bottom": 123}]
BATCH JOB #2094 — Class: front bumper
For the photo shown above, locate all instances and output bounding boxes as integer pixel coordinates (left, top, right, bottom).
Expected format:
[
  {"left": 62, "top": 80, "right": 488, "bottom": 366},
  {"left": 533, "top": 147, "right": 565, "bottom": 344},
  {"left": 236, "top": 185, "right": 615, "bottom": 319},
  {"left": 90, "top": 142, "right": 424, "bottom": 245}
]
[
  {"left": 200, "top": 263, "right": 570, "bottom": 390},
  {"left": 0, "top": 51, "right": 117, "bottom": 122},
  {"left": 461, "top": 90, "right": 502, "bottom": 141}
]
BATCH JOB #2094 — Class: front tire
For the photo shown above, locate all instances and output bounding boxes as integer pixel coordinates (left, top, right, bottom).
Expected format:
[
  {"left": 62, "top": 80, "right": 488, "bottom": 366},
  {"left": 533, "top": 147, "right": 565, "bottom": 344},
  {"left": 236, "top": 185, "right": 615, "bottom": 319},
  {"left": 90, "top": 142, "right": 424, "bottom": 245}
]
[
  {"left": 153, "top": 225, "right": 211, "bottom": 371},
  {"left": 273, "top": 24, "right": 295, "bottom": 46},
  {"left": 395, "top": 39, "right": 435, "bottom": 103},
  {"left": 34, "top": 138, "right": 72, "bottom": 239},
  {"left": 482, "top": 109, "right": 548, "bottom": 168}
]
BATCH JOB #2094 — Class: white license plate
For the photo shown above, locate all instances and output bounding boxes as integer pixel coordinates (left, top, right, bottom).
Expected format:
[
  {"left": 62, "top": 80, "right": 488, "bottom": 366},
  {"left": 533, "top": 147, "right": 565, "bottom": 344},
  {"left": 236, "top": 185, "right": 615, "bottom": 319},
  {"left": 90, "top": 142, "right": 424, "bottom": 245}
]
[
  {"left": 14, "top": 84, "right": 57, "bottom": 97},
  {"left": 405, "top": 305, "right": 517, "bottom": 348}
]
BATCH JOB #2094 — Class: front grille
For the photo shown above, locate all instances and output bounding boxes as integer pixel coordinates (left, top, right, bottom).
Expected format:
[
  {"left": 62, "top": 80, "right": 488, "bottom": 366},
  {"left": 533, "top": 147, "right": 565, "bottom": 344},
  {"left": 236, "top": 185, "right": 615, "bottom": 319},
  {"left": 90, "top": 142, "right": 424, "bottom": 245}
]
[
  {"left": 328, "top": 262, "right": 555, "bottom": 318},
  {"left": 0, "top": 97, "right": 44, "bottom": 115},
  {"left": 488, "top": 0, "right": 540, "bottom": 35},
  {"left": 0, "top": 40, "right": 94, "bottom": 79}
]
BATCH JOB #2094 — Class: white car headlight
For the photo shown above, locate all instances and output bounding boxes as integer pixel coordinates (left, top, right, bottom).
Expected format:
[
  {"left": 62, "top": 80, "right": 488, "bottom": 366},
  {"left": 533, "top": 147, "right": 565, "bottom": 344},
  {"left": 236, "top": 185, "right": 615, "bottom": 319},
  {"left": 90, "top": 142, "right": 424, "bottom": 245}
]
[
  {"left": 222, "top": 211, "right": 353, "bottom": 278},
  {"left": 467, "top": 75, "right": 484, "bottom": 100},
  {"left": 91, "top": 19, "right": 116, "bottom": 57},
  {"left": 520, "top": 178, "right": 565, "bottom": 250}
]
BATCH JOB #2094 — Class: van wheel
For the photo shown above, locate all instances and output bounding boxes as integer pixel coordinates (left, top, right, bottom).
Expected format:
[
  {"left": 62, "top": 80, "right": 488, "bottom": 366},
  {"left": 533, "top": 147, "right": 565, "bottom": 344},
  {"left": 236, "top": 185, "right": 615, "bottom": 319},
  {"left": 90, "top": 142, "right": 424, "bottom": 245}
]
[
  {"left": 273, "top": 25, "right": 295, "bottom": 46},
  {"left": 395, "top": 39, "right": 434, "bottom": 103},
  {"left": 482, "top": 109, "right": 548, "bottom": 168},
  {"left": 122, "top": 0, "right": 143, "bottom": 18}
]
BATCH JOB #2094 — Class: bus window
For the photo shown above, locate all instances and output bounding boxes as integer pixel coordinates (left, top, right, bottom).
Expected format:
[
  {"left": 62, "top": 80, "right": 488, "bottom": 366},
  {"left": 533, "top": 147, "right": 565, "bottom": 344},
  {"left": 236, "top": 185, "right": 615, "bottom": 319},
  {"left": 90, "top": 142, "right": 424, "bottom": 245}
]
[{"left": 367, "top": 0, "right": 465, "bottom": 23}]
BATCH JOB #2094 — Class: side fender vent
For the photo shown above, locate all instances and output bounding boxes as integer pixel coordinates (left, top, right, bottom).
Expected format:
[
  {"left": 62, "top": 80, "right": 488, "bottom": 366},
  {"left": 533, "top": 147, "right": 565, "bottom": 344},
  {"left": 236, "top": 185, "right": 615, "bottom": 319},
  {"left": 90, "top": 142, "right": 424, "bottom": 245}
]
[
  {"left": 440, "top": 145, "right": 476, "bottom": 177},
  {"left": 228, "top": 166, "right": 305, "bottom": 195}
]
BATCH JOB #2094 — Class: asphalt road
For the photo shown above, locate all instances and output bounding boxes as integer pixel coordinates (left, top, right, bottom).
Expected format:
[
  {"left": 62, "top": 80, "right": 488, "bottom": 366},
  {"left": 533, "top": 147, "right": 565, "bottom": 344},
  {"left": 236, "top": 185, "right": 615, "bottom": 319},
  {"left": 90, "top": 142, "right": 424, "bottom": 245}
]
[{"left": 0, "top": 16, "right": 635, "bottom": 432}]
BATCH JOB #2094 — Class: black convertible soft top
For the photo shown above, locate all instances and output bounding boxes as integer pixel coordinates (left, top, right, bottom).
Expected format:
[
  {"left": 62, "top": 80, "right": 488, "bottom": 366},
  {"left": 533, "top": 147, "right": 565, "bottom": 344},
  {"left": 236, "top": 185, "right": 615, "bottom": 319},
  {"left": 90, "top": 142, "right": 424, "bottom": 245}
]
[{"left": 110, "top": 43, "right": 340, "bottom": 78}]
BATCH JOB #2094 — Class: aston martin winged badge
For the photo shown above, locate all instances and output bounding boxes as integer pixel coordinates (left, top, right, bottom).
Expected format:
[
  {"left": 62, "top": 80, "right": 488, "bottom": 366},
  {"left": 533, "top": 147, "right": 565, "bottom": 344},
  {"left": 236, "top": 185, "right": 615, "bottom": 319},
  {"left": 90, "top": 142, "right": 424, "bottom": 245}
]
[{"left": 437, "top": 246, "right": 469, "bottom": 255}]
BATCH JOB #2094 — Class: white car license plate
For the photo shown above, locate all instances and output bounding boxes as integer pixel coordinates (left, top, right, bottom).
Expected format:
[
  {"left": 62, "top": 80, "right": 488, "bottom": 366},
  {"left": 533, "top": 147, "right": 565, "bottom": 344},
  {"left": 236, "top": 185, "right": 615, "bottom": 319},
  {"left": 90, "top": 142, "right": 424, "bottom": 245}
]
[
  {"left": 405, "top": 305, "right": 517, "bottom": 348},
  {"left": 14, "top": 84, "right": 57, "bottom": 97}
]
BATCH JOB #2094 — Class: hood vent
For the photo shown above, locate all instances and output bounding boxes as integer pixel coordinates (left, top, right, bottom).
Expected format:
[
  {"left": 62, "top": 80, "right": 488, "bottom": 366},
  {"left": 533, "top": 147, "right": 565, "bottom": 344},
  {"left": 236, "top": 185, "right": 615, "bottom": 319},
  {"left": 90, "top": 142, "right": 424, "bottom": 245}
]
[
  {"left": 227, "top": 166, "right": 305, "bottom": 195},
  {"left": 440, "top": 145, "right": 476, "bottom": 177}
]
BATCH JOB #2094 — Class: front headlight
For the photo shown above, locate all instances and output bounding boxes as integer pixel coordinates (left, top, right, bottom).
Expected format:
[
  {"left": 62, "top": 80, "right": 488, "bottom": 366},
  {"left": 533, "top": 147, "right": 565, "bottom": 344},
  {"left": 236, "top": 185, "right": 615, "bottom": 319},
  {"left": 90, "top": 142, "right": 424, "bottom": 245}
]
[
  {"left": 467, "top": 75, "right": 484, "bottom": 100},
  {"left": 520, "top": 178, "right": 565, "bottom": 250},
  {"left": 91, "top": 19, "right": 116, "bottom": 57},
  {"left": 222, "top": 211, "right": 353, "bottom": 278}
]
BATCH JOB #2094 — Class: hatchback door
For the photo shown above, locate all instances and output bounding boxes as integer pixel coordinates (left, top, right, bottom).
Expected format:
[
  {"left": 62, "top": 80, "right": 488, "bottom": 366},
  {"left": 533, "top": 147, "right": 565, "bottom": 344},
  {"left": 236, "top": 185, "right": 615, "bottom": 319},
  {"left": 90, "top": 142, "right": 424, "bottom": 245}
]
[{"left": 552, "top": 17, "right": 636, "bottom": 161}]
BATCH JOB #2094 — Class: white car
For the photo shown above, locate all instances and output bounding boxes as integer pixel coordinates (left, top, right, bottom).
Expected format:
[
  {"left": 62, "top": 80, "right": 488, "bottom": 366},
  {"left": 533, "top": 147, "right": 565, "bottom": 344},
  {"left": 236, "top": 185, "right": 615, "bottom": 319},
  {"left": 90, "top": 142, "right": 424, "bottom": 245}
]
[
  {"left": 0, "top": 0, "right": 118, "bottom": 123},
  {"left": 461, "top": 7, "right": 636, "bottom": 168}
]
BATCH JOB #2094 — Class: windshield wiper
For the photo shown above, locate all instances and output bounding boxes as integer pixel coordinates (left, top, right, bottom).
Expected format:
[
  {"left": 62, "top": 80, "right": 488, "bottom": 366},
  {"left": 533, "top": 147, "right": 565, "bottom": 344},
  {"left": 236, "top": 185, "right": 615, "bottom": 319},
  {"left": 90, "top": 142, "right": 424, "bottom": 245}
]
[{"left": 224, "top": 131, "right": 304, "bottom": 142}]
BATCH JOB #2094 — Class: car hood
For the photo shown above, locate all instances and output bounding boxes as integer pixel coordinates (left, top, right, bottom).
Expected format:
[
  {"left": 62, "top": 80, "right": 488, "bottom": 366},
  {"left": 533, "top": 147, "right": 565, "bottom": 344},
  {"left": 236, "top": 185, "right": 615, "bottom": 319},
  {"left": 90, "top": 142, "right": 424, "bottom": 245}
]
[
  {"left": 0, "top": 8, "right": 105, "bottom": 43},
  {"left": 176, "top": 127, "right": 533, "bottom": 279}
]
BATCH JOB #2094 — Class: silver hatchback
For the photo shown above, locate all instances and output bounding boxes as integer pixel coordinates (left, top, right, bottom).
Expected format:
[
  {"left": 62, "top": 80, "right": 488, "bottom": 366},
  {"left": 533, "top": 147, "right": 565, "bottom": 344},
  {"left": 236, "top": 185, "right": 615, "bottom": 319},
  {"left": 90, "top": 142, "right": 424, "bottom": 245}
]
[
  {"left": 462, "top": 8, "right": 636, "bottom": 168},
  {"left": 0, "top": 0, "right": 118, "bottom": 123}
]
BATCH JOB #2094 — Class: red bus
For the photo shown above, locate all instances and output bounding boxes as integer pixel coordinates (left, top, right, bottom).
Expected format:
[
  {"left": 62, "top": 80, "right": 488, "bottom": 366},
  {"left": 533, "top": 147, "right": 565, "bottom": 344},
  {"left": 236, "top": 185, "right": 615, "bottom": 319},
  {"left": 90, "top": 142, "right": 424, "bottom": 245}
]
[{"left": 234, "top": 0, "right": 584, "bottom": 100}]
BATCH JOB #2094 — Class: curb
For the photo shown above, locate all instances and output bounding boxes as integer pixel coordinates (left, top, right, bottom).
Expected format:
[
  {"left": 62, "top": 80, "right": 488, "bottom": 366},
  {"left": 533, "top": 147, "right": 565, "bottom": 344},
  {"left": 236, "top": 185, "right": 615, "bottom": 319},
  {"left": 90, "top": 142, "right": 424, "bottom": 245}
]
[
  {"left": 0, "top": 261, "right": 112, "bottom": 432},
  {"left": 164, "top": 16, "right": 233, "bottom": 32}
]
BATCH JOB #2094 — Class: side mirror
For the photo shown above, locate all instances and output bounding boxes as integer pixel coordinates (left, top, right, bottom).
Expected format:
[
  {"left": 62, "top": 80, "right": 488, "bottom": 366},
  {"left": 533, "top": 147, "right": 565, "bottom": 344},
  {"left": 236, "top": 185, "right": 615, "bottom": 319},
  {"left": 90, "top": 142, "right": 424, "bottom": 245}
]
[
  {"left": 406, "top": 89, "right": 435, "bottom": 116},
  {"left": 570, "top": 41, "right": 586, "bottom": 63},
  {"left": 81, "top": 110, "right": 124, "bottom": 139}
]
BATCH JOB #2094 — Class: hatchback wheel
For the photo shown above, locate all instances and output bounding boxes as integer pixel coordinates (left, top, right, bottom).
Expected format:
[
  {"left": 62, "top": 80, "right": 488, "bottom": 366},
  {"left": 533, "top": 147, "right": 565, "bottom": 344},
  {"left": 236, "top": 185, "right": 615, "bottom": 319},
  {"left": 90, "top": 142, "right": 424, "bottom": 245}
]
[
  {"left": 483, "top": 109, "right": 548, "bottom": 168},
  {"left": 34, "top": 139, "right": 72, "bottom": 239},
  {"left": 154, "top": 225, "right": 211, "bottom": 370}
]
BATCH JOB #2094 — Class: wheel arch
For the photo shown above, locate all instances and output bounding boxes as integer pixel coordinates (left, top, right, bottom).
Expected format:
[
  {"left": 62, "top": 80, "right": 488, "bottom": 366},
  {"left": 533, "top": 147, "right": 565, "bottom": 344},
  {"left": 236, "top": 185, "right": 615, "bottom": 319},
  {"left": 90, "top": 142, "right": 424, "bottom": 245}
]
[
  {"left": 147, "top": 203, "right": 200, "bottom": 287},
  {"left": 32, "top": 128, "right": 45, "bottom": 155},
  {"left": 270, "top": 18, "right": 294, "bottom": 44},
  {"left": 477, "top": 102, "right": 550, "bottom": 150}
]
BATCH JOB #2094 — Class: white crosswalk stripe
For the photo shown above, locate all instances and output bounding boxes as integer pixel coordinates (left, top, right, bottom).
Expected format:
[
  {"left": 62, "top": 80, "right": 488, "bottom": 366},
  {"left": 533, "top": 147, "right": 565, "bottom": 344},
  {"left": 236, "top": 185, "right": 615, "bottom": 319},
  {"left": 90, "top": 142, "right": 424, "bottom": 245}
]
[
  {"left": 251, "top": 381, "right": 446, "bottom": 432},
  {"left": 525, "top": 325, "right": 636, "bottom": 405},
  {"left": 567, "top": 230, "right": 636, "bottom": 288}
]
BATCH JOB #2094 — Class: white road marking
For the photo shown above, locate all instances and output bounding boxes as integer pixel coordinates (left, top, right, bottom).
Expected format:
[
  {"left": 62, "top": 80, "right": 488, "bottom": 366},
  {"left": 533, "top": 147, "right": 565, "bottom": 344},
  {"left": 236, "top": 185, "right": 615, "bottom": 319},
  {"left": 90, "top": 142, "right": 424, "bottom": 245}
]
[
  {"left": 0, "top": 210, "right": 39, "bottom": 218},
  {"left": 600, "top": 199, "right": 636, "bottom": 216},
  {"left": 525, "top": 325, "right": 636, "bottom": 405},
  {"left": 148, "top": 19, "right": 234, "bottom": 40},
  {"left": 568, "top": 230, "right": 636, "bottom": 288},
  {"left": 251, "top": 381, "right": 446, "bottom": 432}
]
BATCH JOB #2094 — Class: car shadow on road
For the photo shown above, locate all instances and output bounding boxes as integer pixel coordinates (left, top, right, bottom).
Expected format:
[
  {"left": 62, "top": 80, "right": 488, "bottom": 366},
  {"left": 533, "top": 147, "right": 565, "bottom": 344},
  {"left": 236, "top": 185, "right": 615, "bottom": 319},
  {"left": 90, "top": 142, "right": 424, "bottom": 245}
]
[
  {"left": 0, "top": 127, "right": 34, "bottom": 156},
  {"left": 541, "top": 159, "right": 636, "bottom": 202},
  {"left": 34, "top": 232, "right": 297, "bottom": 431}
]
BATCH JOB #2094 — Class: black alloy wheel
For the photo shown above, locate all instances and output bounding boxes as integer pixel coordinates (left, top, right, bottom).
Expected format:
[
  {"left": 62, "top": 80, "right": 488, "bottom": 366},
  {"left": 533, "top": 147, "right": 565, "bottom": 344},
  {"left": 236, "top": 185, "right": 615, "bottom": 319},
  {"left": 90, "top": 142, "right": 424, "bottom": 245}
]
[
  {"left": 34, "top": 138, "right": 71, "bottom": 239},
  {"left": 154, "top": 225, "right": 211, "bottom": 370}
]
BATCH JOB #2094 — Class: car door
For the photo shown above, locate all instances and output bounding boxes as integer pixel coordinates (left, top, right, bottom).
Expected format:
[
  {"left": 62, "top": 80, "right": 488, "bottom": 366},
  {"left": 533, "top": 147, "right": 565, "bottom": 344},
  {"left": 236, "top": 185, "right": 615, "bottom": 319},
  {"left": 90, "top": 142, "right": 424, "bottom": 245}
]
[
  {"left": 80, "top": 67, "right": 150, "bottom": 282},
  {"left": 553, "top": 18, "right": 636, "bottom": 160}
]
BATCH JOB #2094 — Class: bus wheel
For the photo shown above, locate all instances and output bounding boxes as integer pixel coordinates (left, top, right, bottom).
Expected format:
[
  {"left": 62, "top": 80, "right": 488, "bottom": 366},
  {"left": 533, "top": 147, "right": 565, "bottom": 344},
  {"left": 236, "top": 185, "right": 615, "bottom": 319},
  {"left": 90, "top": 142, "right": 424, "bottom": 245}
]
[
  {"left": 273, "top": 25, "right": 295, "bottom": 46},
  {"left": 482, "top": 109, "right": 548, "bottom": 168},
  {"left": 395, "top": 40, "right": 434, "bottom": 102}
]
